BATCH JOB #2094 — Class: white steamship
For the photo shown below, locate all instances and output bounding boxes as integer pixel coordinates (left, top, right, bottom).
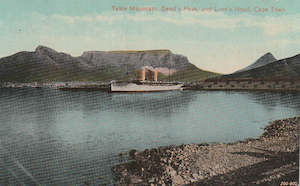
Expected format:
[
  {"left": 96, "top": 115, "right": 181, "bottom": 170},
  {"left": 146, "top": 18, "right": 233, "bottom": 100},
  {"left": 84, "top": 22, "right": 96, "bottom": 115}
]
[{"left": 110, "top": 68, "right": 183, "bottom": 92}]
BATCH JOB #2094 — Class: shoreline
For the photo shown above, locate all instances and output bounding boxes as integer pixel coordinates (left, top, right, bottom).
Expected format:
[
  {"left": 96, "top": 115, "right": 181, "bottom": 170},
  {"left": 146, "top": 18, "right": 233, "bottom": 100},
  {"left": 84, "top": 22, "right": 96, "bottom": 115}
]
[
  {"left": 1, "top": 79, "right": 300, "bottom": 92},
  {"left": 112, "top": 117, "right": 299, "bottom": 185},
  {"left": 1, "top": 86, "right": 299, "bottom": 93}
]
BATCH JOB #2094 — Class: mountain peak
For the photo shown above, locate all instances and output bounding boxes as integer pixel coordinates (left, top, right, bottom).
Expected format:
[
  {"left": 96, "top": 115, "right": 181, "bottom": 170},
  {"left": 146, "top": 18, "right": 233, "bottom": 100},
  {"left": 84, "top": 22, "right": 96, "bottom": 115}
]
[
  {"left": 235, "top": 52, "right": 277, "bottom": 73},
  {"left": 261, "top": 52, "right": 275, "bottom": 58},
  {"left": 35, "top": 45, "right": 58, "bottom": 54},
  {"left": 254, "top": 52, "right": 276, "bottom": 65}
]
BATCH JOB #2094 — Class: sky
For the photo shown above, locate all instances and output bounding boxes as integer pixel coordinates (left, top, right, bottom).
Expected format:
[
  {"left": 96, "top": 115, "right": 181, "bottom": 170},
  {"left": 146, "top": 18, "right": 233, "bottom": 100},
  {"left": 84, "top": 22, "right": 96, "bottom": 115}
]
[{"left": 0, "top": 0, "right": 299, "bottom": 74}]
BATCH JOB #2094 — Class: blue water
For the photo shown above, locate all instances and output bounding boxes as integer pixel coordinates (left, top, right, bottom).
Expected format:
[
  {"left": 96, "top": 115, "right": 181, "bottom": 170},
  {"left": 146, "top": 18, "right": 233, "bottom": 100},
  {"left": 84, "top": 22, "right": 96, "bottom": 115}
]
[{"left": 0, "top": 88, "right": 299, "bottom": 185}]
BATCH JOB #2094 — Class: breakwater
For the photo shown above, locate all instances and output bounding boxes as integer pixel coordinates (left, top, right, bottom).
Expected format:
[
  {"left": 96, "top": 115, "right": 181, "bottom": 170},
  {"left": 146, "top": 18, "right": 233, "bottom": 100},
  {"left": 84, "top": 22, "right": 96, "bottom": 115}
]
[{"left": 185, "top": 79, "right": 300, "bottom": 91}]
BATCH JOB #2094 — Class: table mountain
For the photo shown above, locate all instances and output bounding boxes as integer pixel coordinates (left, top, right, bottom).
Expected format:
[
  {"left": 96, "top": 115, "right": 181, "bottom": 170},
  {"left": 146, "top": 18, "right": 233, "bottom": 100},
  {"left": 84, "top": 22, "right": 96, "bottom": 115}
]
[{"left": 0, "top": 46, "right": 217, "bottom": 82}]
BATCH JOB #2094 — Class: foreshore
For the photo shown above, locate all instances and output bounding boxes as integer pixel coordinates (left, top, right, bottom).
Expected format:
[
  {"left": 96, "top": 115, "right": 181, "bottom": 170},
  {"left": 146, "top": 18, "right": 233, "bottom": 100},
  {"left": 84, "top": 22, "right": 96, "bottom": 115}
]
[{"left": 112, "top": 117, "right": 299, "bottom": 185}]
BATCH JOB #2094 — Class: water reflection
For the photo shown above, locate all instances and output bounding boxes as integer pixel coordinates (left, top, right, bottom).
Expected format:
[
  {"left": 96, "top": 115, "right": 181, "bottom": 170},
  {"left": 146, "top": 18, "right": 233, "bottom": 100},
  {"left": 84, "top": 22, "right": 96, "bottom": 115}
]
[
  {"left": 0, "top": 88, "right": 198, "bottom": 185},
  {"left": 245, "top": 91, "right": 300, "bottom": 111}
]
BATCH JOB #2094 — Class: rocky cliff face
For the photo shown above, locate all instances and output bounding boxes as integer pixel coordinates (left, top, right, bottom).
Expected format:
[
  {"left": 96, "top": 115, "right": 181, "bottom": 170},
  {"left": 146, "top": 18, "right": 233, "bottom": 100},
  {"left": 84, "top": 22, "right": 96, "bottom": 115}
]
[
  {"left": 79, "top": 50, "right": 191, "bottom": 70},
  {"left": 0, "top": 46, "right": 216, "bottom": 82}
]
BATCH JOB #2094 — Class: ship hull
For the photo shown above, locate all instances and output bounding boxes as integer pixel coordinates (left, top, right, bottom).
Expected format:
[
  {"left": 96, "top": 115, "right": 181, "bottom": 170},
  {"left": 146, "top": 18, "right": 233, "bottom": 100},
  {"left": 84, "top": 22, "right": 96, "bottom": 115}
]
[{"left": 111, "top": 81, "right": 183, "bottom": 92}]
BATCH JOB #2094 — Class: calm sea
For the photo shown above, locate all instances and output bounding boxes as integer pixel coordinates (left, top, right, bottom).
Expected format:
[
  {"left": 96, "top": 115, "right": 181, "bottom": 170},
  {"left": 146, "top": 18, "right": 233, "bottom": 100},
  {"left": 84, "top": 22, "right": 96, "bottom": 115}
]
[{"left": 0, "top": 88, "right": 299, "bottom": 185}]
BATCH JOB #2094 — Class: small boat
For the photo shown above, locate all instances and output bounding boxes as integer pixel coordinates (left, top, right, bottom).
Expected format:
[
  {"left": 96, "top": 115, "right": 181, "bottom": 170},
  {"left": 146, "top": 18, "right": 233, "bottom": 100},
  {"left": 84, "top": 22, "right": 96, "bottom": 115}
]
[{"left": 110, "top": 80, "right": 183, "bottom": 92}]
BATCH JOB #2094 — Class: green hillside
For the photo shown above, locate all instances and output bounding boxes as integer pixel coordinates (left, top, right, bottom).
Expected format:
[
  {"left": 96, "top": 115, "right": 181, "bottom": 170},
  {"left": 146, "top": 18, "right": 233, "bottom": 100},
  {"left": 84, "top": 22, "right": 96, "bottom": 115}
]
[{"left": 159, "top": 65, "right": 220, "bottom": 82}]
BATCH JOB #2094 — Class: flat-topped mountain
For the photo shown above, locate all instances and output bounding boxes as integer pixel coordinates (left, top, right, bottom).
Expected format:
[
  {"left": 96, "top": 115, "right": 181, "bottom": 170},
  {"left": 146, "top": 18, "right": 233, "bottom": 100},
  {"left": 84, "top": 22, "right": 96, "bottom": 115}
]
[
  {"left": 107, "top": 49, "right": 172, "bottom": 54},
  {"left": 234, "top": 53, "right": 277, "bottom": 73},
  {"left": 80, "top": 49, "right": 189, "bottom": 70},
  {"left": 0, "top": 46, "right": 217, "bottom": 82}
]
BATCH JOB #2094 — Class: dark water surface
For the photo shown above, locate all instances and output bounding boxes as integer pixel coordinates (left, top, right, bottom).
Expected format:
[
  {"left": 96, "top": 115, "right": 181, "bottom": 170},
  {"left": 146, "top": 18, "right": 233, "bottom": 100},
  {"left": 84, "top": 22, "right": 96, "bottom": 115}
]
[{"left": 0, "top": 88, "right": 299, "bottom": 185}]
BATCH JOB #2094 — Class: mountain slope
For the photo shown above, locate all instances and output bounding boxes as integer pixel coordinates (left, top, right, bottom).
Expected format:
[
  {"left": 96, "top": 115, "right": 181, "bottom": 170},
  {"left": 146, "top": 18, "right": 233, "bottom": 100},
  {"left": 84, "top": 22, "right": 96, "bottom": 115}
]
[
  {"left": 218, "top": 54, "right": 300, "bottom": 80},
  {"left": 234, "top": 53, "right": 277, "bottom": 73},
  {"left": 0, "top": 46, "right": 218, "bottom": 82}
]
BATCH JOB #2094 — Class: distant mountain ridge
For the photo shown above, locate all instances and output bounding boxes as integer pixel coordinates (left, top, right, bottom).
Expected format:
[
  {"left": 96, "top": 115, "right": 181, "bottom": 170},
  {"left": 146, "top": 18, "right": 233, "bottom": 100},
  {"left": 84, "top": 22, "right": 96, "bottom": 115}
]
[
  {"left": 234, "top": 53, "right": 277, "bottom": 73},
  {"left": 0, "top": 46, "right": 217, "bottom": 82},
  {"left": 217, "top": 54, "right": 300, "bottom": 80}
]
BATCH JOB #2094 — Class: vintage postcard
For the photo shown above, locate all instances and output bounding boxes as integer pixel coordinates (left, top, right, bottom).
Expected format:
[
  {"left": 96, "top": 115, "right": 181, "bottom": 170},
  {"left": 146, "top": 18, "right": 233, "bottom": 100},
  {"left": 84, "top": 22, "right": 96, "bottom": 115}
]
[{"left": 0, "top": 0, "right": 299, "bottom": 185}]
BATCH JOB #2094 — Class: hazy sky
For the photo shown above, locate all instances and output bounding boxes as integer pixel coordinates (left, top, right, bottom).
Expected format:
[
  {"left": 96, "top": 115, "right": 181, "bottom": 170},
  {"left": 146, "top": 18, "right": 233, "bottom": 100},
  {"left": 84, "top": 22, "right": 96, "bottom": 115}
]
[{"left": 0, "top": 0, "right": 299, "bottom": 73}]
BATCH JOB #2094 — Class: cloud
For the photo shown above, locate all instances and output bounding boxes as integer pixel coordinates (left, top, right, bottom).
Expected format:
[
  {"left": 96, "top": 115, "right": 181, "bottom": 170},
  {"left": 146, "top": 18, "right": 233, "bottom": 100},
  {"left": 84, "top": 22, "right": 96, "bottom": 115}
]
[
  {"left": 52, "top": 14, "right": 76, "bottom": 24},
  {"left": 52, "top": 14, "right": 98, "bottom": 24},
  {"left": 51, "top": 13, "right": 122, "bottom": 24},
  {"left": 271, "top": 38, "right": 300, "bottom": 47},
  {"left": 49, "top": 11, "right": 300, "bottom": 37},
  {"left": 243, "top": 15, "right": 300, "bottom": 36}
]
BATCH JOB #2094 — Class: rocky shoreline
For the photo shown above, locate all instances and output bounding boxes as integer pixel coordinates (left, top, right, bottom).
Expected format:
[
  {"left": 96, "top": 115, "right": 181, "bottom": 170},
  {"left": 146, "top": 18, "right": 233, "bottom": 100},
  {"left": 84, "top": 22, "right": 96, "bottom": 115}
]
[{"left": 112, "top": 117, "right": 299, "bottom": 185}]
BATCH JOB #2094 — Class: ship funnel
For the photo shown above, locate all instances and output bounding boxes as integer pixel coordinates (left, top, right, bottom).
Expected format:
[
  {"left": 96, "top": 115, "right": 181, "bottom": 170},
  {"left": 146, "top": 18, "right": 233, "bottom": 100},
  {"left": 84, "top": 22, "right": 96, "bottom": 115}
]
[{"left": 142, "top": 68, "right": 146, "bottom": 81}]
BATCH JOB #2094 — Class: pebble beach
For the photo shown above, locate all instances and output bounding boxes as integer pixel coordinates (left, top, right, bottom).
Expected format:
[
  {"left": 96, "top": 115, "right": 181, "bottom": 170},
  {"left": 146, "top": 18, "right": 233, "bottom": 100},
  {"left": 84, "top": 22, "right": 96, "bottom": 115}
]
[{"left": 113, "top": 117, "right": 299, "bottom": 185}]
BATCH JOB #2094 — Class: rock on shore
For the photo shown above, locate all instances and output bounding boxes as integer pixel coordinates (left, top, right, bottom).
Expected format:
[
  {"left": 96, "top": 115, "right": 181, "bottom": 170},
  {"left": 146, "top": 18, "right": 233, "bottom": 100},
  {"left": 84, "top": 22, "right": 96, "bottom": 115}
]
[{"left": 112, "top": 117, "right": 299, "bottom": 185}]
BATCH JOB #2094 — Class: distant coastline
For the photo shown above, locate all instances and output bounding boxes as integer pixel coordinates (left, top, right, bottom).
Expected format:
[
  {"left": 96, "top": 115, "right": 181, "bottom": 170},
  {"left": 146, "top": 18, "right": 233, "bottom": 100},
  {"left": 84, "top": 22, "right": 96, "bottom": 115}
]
[{"left": 1, "top": 79, "right": 300, "bottom": 92}]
